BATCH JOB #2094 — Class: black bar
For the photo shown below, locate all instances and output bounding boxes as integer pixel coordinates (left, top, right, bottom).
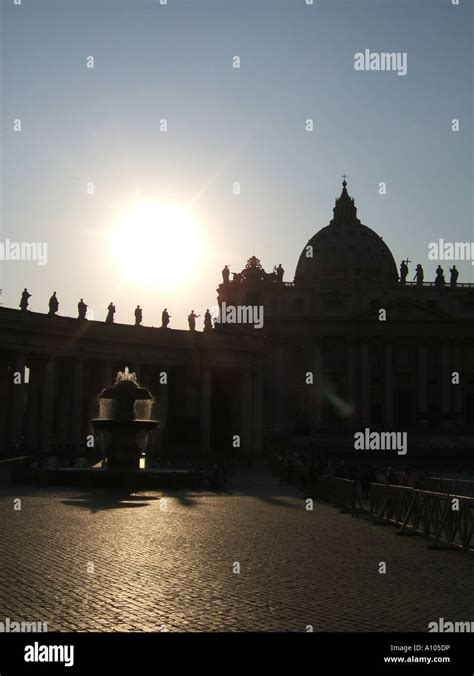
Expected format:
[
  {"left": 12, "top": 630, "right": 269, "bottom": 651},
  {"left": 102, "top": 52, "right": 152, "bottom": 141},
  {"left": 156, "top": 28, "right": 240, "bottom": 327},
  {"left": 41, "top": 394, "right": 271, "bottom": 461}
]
[{"left": 0, "top": 633, "right": 472, "bottom": 675}]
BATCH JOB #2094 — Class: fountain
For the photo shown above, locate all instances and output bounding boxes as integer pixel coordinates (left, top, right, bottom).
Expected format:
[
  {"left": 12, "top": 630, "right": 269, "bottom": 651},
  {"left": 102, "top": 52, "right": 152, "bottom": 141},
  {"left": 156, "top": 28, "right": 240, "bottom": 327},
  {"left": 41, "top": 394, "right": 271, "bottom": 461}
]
[
  {"left": 92, "top": 367, "right": 158, "bottom": 471},
  {"left": 30, "top": 367, "right": 202, "bottom": 489}
]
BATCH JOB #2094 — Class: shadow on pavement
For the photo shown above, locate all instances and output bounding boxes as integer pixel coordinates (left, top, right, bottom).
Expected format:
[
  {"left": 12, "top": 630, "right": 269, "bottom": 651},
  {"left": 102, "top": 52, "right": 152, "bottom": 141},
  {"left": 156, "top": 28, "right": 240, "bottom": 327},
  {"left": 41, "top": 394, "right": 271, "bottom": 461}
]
[{"left": 61, "top": 492, "right": 161, "bottom": 512}]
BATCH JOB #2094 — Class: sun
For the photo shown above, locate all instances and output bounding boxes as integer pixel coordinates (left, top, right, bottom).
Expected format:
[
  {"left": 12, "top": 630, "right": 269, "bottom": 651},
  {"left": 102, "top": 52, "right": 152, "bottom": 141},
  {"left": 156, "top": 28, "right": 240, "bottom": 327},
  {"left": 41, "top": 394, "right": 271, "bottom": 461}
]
[{"left": 109, "top": 201, "right": 204, "bottom": 289}]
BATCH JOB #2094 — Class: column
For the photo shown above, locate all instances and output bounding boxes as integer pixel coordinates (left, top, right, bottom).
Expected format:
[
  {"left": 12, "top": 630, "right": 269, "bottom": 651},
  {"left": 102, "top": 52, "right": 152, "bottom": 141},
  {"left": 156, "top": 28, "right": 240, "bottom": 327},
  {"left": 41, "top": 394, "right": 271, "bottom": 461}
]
[
  {"left": 71, "top": 359, "right": 84, "bottom": 450},
  {"left": 383, "top": 343, "right": 394, "bottom": 426},
  {"left": 103, "top": 361, "right": 114, "bottom": 388},
  {"left": 40, "top": 357, "right": 55, "bottom": 453},
  {"left": 312, "top": 341, "right": 323, "bottom": 428},
  {"left": 241, "top": 370, "right": 253, "bottom": 452},
  {"left": 0, "top": 360, "right": 10, "bottom": 453},
  {"left": 25, "top": 357, "right": 42, "bottom": 452},
  {"left": 346, "top": 341, "right": 357, "bottom": 428},
  {"left": 360, "top": 341, "right": 370, "bottom": 425},
  {"left": 274, "top": 344, "right": 289, "bottom": 432},
  {"left": 56, "top": 360, "right": 71, "bottom": 445},
  {"left": 150, "top": 373, "right": 168, "bottom": 466},
  {"left": 85, "top": 360, "right": 102, "bottom": 441},
  {"left": 452, "top": 344, "right": 462, "bottom": 422},
  {"left": 417, "top": 344, "right": 428, "bottom": 417},
  {"left": 441, "top": 343, "right": 451, "bottom": 415},
  {"left": 159, "top": 375, "right": 168, "bottom": 441},
  {"left": 252, "top": 370, "right": 263, "bottom": 453},
  {"left": 200, "top": 367, "right": 211, "bottom": 451},
  {"left": 10, "top": 354, "right": 26, "bottom": 449}
]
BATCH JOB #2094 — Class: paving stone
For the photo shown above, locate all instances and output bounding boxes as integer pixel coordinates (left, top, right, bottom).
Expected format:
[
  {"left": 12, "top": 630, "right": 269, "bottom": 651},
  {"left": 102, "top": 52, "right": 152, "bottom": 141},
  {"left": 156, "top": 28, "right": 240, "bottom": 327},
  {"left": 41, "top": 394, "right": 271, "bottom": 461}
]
[{"left": 0, "top": 469, "right": 472, "bottom": 631}]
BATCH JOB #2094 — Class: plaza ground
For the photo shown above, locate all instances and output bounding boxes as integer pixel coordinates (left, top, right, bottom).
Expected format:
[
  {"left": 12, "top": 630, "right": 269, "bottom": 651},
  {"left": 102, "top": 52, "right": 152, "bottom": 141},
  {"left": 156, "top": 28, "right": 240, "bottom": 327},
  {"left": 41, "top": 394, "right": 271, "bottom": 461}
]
[{"left": 0, "top": 467, "right": 472, "bottom": 632}]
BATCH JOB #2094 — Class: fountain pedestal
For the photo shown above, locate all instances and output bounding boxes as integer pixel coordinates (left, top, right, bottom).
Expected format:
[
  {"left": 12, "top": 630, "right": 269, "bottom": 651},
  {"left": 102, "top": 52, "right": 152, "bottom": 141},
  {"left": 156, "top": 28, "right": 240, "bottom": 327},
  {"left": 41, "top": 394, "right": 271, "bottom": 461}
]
[{"left": 92, "top": 368, "right": 159, "bottom": 471}]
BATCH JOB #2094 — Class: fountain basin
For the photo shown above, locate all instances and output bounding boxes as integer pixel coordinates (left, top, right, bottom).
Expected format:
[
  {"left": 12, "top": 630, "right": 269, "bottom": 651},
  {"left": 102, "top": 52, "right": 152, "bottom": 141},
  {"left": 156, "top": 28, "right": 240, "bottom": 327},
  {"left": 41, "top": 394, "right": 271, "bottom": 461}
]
[{"left": 91, "top": 419, "right": 158, "bottom": 471}]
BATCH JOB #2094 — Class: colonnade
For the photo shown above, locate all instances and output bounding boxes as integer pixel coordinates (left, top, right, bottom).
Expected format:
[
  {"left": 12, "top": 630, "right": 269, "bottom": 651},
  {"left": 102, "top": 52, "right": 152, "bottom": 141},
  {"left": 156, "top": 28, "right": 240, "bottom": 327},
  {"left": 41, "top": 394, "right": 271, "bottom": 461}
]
[{"left": 0, "top": 353, "right": 264, "bottom": 457}]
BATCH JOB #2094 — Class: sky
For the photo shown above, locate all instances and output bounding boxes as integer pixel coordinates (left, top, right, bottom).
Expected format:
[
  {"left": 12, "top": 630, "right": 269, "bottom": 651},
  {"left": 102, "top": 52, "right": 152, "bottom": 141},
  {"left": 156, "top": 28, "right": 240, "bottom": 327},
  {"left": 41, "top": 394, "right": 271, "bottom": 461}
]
[{"left": 1, "top": 0, "right": 472, "bottom": 328}]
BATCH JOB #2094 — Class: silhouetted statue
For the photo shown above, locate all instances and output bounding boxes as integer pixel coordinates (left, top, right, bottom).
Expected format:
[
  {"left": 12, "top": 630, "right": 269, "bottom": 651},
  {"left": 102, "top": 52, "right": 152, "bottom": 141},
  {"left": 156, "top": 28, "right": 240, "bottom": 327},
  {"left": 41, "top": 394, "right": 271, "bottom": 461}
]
[
  {"left": 414, "top": 264, "right": 424, "bottom": 286},
  {"left": 399, "top": 259, "right": 409, "bottom": 285},
  {"left": 161, "top": 308, "right": 170, "bottom": 328},
  {"left": 106, "top": 302, "right": 115, "bottom": 324},
  {"left": 19, "top": 288, "right": 31, "bottom": 311},
  {"left": 204, "top": 309, "right": 212, "bottom": 332},
  {"left": 232, "top": 272, "right": 242, "bottom": 283},
  {"left": 222, "top": 265, "right": 230, "bottom": 284},
  {"left": 450, "top": 265, "right": 459, "bottom": 288},
  {"left": 435, "top": 265, "right": 445, "bottom": 288},
  {"left": 134, "top": 305, "right": 143, "bottom": 326},
  {"left": 48, "top": 292, "right": 59, "bottom": 316},
  {"left": 77, "top": 298, "right": 88, "bottom": 320},
  {"left": 275, "top": 264, "right": 284, "bottom": 282},
  {"left": 188, "top": 310, "right": 200, "bottom": 331}
]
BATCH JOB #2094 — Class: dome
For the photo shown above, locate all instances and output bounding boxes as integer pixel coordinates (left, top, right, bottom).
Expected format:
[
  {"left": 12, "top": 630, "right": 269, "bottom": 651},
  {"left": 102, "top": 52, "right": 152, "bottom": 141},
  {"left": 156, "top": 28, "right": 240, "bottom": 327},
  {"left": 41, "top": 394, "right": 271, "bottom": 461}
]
[{"left": 294, "top": 180, "right": 398, "bottom": 287}]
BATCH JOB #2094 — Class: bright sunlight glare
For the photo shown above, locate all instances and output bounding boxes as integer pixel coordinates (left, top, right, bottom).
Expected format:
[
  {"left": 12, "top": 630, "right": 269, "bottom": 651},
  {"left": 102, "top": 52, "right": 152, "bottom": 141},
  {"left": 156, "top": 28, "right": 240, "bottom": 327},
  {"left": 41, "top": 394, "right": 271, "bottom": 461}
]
[{"left": 109, "top": 202, "right": 204, "bottom": 289}]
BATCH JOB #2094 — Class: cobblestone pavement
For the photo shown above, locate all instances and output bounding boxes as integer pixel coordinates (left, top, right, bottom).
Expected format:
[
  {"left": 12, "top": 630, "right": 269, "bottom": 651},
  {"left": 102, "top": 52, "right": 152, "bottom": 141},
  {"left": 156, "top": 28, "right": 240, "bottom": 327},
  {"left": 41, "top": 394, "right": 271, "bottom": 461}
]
[{"left": 0, "top": 468, "right": 472, "bottom": 632}]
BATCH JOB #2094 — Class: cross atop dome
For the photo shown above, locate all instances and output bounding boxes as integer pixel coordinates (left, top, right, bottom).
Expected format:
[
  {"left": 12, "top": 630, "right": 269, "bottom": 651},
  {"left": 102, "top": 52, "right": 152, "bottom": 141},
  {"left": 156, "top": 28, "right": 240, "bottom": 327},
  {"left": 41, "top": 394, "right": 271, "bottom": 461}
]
[{"left": 331, "top": 175, "right": 359, "bottom": 225}]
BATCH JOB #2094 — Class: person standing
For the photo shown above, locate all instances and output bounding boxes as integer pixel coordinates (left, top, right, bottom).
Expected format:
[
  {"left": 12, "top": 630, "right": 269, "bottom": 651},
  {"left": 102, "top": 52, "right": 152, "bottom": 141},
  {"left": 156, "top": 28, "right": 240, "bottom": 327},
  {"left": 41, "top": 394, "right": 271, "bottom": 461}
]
[
  {"left": 20, "top": 288, "right": 31, "bottom": 311},
  {"left": 48, "top": 292, "right": 59, "bottom": 316}
]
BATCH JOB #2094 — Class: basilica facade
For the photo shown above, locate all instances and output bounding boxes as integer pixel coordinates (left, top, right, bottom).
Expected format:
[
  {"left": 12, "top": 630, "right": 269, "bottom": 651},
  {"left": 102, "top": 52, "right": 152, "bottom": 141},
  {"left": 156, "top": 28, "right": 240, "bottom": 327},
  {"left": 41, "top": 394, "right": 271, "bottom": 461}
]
[
  {"left": 1, "top": 180, "right": 473, "bottom": 461},
  {"left": 216, "top": 180, "right": 474, "bottom": 454}
]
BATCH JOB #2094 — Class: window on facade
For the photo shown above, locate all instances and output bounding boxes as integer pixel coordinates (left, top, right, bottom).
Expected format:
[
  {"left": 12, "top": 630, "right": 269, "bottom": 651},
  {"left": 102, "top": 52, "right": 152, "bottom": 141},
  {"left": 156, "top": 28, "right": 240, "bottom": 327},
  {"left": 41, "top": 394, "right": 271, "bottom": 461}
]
[
  {"left": 369, "top": 342, "right": 382, "bottom": 374},
  {"left": 324, "top": 295, "right": 344, "bottom": 310},
  {"left": 394, "top": 343, "right": 416, "bottom": 370},
  {"left": 323, "top": 338, "right": 344, "bottom": 369},
  {"left": 371, "top": 402, "right": 383, "bottom": 425},
  {"left": 397, "top": 392, "right": 414, "bottom": 426}
]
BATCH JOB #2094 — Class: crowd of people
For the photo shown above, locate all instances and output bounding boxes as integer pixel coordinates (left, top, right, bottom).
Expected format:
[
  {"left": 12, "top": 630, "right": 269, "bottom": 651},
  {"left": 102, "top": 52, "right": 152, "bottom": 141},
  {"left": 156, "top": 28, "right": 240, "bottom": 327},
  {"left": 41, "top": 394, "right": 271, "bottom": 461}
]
[
  {"left": 6, "top": 432, "right": 473, "bottom": 496},
  {"left": 266, "top": 444, "right": 473, "bottom": 498},
  {"left": 149, "top": 454, "right": 237, "bottom": 491}
]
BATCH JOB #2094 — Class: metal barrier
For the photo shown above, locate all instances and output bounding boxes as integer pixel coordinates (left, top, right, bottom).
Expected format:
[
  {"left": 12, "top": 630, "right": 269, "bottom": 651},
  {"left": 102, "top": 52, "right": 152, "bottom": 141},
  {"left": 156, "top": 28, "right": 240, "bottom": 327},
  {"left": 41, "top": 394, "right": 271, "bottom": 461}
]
[
  {"left": 313, "top": 476, "right": 364, "bottom": 516},
  {"left": 0, "top": 455, "right": 32, "bottom": 484},
  {"left": 423, "top": 477, "right": 474, "bottom": 498},
  {"left": 370, "top": 483, "right": 474, "bottom": 551},
  {"left": 370, "top": 483, "right": 414, "bottom": 525},
  {"left": 0, "top": 455, "right": 32, "bottom": 464}
]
